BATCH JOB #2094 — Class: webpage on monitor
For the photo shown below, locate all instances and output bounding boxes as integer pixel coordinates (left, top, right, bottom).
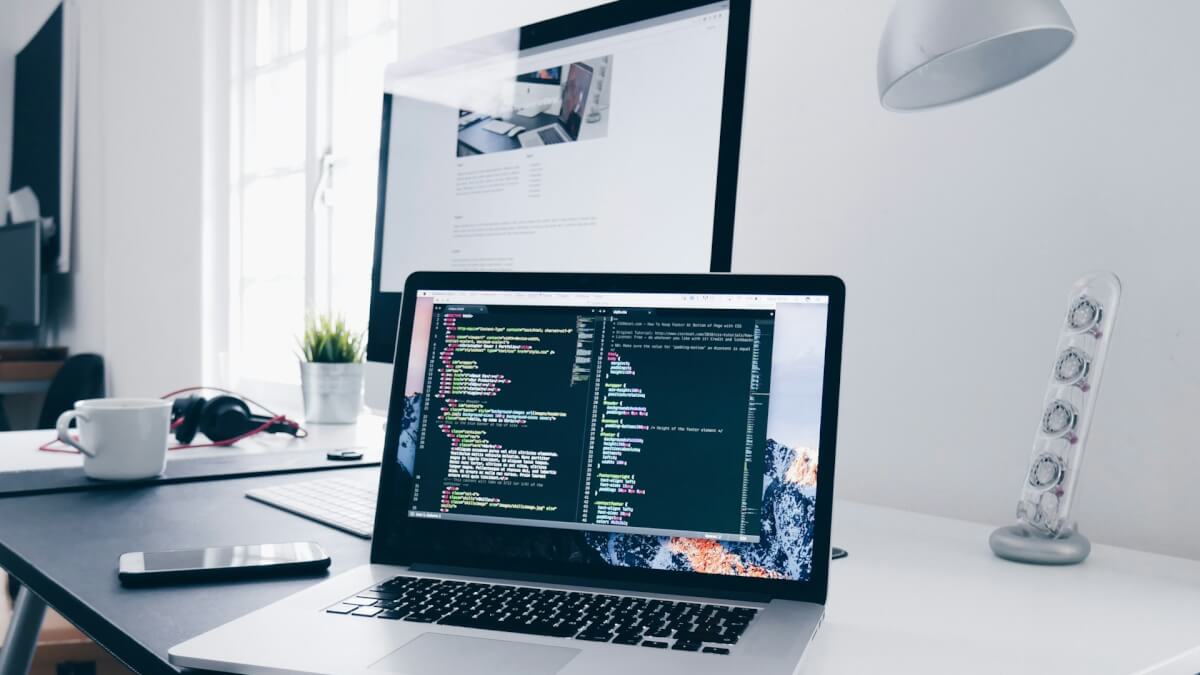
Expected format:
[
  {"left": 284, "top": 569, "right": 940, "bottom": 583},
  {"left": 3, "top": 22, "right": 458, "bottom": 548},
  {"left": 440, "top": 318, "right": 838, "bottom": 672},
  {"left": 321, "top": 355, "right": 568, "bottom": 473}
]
[{"left": 378, "top": 3, "right": 733, "bottom": 293}]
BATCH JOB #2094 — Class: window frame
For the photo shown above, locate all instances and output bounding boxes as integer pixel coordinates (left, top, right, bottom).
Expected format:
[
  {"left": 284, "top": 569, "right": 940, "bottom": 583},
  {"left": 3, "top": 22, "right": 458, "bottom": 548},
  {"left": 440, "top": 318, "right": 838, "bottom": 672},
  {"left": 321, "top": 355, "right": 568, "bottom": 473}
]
[{"left": 220, "top": 0, "right": 402, "bottom": 407}]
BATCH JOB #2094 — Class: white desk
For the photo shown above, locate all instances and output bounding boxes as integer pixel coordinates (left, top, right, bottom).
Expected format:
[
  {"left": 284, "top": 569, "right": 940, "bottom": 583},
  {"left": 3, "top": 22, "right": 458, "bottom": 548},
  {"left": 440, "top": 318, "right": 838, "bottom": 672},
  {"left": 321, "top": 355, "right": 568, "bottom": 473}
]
[
  {"left": 1, "top": 424, "right": 1197, "bottom": 674},
  {"left": 808, "top": 503, "right": 1200, "bottom": 674},
  {"left": 0, "top": 414, "right": 387, "bottom": 473}
]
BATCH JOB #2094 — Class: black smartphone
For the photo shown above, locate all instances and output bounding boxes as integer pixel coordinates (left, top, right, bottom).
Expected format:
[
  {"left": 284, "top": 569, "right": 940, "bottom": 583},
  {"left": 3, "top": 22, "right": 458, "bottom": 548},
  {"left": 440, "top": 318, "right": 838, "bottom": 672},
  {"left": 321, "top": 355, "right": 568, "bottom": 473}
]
[{"left": 118, "top": 541, "right": 331, "bottom": 587}]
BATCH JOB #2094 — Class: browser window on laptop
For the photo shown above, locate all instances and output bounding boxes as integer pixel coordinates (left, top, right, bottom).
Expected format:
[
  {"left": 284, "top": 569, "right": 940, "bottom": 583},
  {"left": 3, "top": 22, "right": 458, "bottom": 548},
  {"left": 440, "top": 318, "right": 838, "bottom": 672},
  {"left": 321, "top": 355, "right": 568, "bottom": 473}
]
[{"left": 391, "top": 288, "right": 829, "bottom": 582}]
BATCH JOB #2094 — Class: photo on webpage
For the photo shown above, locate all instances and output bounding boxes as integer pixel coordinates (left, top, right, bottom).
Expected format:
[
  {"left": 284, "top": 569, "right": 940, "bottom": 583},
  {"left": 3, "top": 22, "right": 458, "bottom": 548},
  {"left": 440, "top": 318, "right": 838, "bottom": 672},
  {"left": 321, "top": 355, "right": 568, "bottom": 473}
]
[{"left": 456, "top": 56, "right": 612, "bottom": 157}]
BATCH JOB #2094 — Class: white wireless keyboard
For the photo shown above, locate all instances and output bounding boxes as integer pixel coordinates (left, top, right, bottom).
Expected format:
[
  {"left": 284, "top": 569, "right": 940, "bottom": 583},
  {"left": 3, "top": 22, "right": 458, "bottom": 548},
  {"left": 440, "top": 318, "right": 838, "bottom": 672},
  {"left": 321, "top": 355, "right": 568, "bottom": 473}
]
[{"left": 246, "top": 472, "right": 379, "bottom": 539}]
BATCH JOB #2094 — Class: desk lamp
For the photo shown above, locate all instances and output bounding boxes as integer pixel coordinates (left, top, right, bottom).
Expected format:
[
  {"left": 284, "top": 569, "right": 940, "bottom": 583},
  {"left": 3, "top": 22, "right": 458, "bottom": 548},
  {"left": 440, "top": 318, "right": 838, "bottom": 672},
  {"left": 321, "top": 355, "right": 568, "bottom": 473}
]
[
  {"left": 877, "top": 2, "right": 1101, "bottom": 566},
  {"left": 877, "top": 0, "right": 1075, "bottom": 111}
]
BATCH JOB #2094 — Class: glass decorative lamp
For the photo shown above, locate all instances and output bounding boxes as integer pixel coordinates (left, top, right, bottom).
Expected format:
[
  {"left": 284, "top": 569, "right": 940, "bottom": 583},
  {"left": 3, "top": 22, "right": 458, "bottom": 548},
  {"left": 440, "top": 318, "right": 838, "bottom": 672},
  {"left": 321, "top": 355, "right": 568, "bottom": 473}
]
[{"left": 990, "top": 273, "right": 1121, "bottom": 565}]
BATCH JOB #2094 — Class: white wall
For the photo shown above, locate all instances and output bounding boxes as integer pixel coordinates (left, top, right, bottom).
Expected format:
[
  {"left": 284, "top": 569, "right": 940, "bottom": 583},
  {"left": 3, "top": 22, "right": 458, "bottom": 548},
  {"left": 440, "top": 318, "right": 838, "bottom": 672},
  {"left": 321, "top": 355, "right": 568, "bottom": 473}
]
[
  {"left": 1, "top": 0, "right": 207, "bottom": 398},
  {"left": 80, "top": 0, "right": 207, "bottom": 397},
  {"left": 731, "top": 0, "right": 1200, "bottom": 559}
]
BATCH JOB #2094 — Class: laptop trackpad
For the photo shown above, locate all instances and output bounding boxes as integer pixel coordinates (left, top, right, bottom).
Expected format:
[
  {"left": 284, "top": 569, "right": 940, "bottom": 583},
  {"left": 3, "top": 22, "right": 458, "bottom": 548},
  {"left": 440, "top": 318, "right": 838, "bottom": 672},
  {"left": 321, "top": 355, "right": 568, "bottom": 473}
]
[{"left": 369, "top": 633, "right": 581, "bottom": 674}]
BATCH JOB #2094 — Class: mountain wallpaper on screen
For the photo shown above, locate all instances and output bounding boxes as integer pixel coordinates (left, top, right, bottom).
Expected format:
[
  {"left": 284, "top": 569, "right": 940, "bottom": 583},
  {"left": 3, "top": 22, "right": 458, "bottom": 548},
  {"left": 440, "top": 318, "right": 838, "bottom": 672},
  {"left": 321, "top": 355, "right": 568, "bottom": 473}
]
[
  {"left": 584, "top": 439, "right": 817, "bottom": 581},
  {"left": 395, "top": 394, "right": 818, "bottom": 581}
]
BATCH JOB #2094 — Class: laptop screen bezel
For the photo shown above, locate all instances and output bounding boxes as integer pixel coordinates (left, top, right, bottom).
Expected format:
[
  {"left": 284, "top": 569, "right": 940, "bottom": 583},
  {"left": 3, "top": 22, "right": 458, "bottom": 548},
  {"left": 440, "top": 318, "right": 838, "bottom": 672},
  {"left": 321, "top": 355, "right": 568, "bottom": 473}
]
[{"left": 371, "top": 272, "right": 844, "bottom": 605}]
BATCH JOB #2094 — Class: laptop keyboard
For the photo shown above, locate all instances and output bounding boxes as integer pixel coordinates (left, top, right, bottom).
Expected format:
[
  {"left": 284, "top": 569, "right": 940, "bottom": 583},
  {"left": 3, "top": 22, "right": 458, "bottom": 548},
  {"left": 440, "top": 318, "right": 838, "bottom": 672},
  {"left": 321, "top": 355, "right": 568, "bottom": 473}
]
[
  {"left": 540, "top": 128, "right": 566, "bottom": 144},
  {"left": 326, "top": 575, "right": 756, "bottom": 654}
]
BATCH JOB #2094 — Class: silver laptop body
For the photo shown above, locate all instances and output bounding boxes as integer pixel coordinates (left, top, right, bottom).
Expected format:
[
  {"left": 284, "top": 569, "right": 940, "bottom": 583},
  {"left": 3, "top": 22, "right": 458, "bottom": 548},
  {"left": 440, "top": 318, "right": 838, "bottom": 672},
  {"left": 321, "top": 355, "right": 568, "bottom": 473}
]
[
  {"left": 518, "top": 61, "right": 593, "bottom": 148},
  {"left": 170, "top": 272, "right": 846, "bottom": 675},
  {"left": 517, "top": 123, "right": 570, "bottom": 147}
]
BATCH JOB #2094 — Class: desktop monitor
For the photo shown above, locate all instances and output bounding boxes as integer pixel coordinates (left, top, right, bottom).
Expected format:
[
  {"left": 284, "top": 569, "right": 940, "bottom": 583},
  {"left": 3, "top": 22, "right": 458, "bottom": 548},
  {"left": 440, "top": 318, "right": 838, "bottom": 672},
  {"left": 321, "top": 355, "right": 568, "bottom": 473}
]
[
  {"left": 0, "top": 223, "right": 43, "bottom": 338},
  {"left": 10, "top": 2, "right": 76, "bottom": 274},
  {"left": 516, "top": 66, "right": 561, "bottom": 85},
  {"left": 366, "top": 0, "right": 751, "bottom": 411}
]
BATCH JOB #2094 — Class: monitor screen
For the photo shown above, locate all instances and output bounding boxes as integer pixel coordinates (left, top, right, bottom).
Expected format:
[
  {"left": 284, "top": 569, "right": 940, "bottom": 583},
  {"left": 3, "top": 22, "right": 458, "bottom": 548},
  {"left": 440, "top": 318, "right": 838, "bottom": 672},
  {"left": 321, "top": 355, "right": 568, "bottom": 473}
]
[
  {"left": 0, "top": 223, "right": 41, "bottom": 331},
  {"left": 10, "top": 2, "right": 74, "bottom": 274},
  {"left": 366, "top": 1, "right": 749, "bottom": 373},
  {"left": 516, "top": 66, "right": 561, "bottom": 85},
  {"left": 391, "top": 287, "right": 829, "bottom": 582}
]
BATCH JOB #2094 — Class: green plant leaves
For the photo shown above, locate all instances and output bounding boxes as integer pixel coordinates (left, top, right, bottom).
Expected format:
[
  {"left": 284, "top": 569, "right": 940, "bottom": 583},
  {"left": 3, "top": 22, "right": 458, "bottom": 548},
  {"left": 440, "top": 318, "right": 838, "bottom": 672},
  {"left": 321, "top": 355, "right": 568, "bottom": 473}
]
[{"left": 298, "top": 313, "right": 365, "bottom": 363}]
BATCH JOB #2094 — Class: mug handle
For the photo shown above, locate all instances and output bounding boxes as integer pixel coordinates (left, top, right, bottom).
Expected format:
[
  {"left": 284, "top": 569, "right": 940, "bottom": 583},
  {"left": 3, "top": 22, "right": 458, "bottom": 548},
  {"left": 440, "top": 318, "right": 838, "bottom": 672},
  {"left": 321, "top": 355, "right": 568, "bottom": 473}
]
[{"left": 56, "top": 410, "right": 96, "bottom": 457}]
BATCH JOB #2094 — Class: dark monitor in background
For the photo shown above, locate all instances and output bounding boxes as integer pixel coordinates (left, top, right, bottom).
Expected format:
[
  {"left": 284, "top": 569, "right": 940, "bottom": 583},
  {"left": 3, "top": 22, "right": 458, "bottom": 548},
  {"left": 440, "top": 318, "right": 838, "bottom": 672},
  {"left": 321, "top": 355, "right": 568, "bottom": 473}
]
[
  {"left": 516, "top": 66, "right": 562, "bottom": 85},
  {"left": 10, "top": 4, "right": 61, "bottom": 257},
  {"left": 0, "top": 223, "right": 43, "bottom": 339},
  {"left": 364, "top": 0, "right": 751, "bottom": 410},
  {"left": 9, "top": 1, "right": 77, "bottom": 274}
]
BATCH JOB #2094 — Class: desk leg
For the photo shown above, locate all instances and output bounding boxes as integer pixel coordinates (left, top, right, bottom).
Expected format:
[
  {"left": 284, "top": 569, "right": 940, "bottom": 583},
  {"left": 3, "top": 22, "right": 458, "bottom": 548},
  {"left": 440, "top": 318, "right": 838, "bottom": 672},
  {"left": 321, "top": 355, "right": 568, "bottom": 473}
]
[{"left": 0, "top": 586, "right": 46, "bottom": 675}]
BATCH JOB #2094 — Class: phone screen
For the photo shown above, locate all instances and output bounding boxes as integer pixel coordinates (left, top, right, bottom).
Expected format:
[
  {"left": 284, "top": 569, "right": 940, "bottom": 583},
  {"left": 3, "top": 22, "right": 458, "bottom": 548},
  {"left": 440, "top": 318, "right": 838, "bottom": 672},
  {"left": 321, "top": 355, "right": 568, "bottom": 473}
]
[{"left": 140, "top": 542, "right": 325, "bottom": 572}]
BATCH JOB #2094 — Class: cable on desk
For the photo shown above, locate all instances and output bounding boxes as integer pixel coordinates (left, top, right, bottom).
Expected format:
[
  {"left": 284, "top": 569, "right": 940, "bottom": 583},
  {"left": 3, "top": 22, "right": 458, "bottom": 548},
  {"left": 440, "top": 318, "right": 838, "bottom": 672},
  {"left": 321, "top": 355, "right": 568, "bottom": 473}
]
[{"left": 37, "top": 385, "right": 308, "bottom": 454}]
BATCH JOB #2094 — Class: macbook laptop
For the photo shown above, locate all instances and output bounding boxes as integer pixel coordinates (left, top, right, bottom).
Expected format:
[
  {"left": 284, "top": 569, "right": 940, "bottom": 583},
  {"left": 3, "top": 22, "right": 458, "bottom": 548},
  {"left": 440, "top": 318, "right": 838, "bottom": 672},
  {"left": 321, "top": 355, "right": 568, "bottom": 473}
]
[
  {"left": 518, "top": 63, "right": 594, "bottom": 147},
  {"left": 169, "top": 271, "right": 845, "bottom": 675}
]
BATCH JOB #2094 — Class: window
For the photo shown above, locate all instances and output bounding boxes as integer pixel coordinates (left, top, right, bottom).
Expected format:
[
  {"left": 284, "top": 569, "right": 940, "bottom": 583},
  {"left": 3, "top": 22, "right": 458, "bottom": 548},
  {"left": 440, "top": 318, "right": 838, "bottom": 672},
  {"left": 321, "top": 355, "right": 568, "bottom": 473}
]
[
  {"left": 227, "top": 0, "right": 402, "bottom": 392},
  {"left": 224, "top": 0, "right": 602, "bottom": 398}
]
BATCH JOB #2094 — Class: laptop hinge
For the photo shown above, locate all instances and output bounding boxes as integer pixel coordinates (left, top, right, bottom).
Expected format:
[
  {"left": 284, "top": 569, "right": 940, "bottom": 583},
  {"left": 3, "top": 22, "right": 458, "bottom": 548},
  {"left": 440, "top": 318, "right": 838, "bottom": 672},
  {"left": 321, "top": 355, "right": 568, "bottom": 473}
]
[{"left": 407, "top": 563, "right": 774, "bottom": 604}]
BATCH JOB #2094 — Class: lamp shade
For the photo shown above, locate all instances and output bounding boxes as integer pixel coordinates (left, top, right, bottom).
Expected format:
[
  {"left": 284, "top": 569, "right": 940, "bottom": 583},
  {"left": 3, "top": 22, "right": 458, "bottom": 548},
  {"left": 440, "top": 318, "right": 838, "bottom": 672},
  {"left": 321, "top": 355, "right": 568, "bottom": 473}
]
[{"left": 878, "top": 0, "right": 1075, "bottom": 111}]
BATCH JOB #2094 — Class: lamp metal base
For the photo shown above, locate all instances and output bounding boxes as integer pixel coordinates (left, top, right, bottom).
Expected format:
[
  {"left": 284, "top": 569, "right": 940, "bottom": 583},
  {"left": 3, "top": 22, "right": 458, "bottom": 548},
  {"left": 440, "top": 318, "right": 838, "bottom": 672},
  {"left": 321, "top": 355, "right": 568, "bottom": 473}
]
[{"left": 989, "top": 522, "right": 1090, "bottom": 565}]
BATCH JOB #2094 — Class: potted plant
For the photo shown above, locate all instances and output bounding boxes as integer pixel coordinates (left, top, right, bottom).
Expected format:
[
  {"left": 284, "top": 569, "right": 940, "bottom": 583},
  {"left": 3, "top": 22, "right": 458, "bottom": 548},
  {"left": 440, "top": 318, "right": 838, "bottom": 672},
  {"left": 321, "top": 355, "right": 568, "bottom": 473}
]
[{"left": 298, "top": 314, "right": 365, "bottom": 424}]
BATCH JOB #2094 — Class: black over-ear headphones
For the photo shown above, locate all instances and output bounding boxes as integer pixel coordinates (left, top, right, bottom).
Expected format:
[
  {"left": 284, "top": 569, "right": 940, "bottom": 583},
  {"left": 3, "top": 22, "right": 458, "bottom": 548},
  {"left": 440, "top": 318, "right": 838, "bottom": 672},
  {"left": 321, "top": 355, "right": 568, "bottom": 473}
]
[{"left": 170, "top": 395, "right": 301, "bottom": 444}]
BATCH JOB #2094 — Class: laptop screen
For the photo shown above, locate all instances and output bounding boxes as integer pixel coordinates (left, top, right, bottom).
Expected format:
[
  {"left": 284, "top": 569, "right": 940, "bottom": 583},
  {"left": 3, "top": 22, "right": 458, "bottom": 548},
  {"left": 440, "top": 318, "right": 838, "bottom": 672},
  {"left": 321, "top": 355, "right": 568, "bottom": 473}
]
[
  {"left": 391, "top": 287, "right": 830, "bottom": 583},
  {"left": 556, "top": 62, "right": 593, "bottom": 140}
]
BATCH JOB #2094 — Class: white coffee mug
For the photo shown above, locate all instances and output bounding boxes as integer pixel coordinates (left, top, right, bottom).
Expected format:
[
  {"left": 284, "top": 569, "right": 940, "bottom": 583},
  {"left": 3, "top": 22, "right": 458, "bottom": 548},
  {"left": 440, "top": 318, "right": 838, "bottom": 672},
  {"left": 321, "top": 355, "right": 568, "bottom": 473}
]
[{"left": 56, "top": 398, "right": 173, "bottom": 480}]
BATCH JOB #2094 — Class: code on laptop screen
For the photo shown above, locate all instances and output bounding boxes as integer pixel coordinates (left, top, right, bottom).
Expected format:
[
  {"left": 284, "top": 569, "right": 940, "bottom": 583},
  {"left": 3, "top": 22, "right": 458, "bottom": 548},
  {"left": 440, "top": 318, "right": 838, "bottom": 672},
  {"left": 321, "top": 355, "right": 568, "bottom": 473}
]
[{"left": 393, "top": 290, "right": 828, "bottom": 582}]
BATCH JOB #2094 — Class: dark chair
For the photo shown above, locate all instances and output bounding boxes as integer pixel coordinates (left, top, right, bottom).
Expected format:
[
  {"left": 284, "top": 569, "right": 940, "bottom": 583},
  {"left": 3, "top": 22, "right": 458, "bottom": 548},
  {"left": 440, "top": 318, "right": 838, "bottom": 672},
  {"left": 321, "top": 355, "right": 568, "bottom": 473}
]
[
  {"left": 36, "top": 353, "right": 106, "bottom": 430},
  {"left": 7, "top": 354, "right": 105, "bottom": 604}
]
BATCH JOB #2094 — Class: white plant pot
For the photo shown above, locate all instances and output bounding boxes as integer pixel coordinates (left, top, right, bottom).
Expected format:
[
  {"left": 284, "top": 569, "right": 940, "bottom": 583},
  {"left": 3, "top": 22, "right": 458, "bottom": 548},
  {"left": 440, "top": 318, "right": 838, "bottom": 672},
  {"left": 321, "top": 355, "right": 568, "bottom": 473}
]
[{"left": 299, "top": 361, "right": 364, "bottom": 424}]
